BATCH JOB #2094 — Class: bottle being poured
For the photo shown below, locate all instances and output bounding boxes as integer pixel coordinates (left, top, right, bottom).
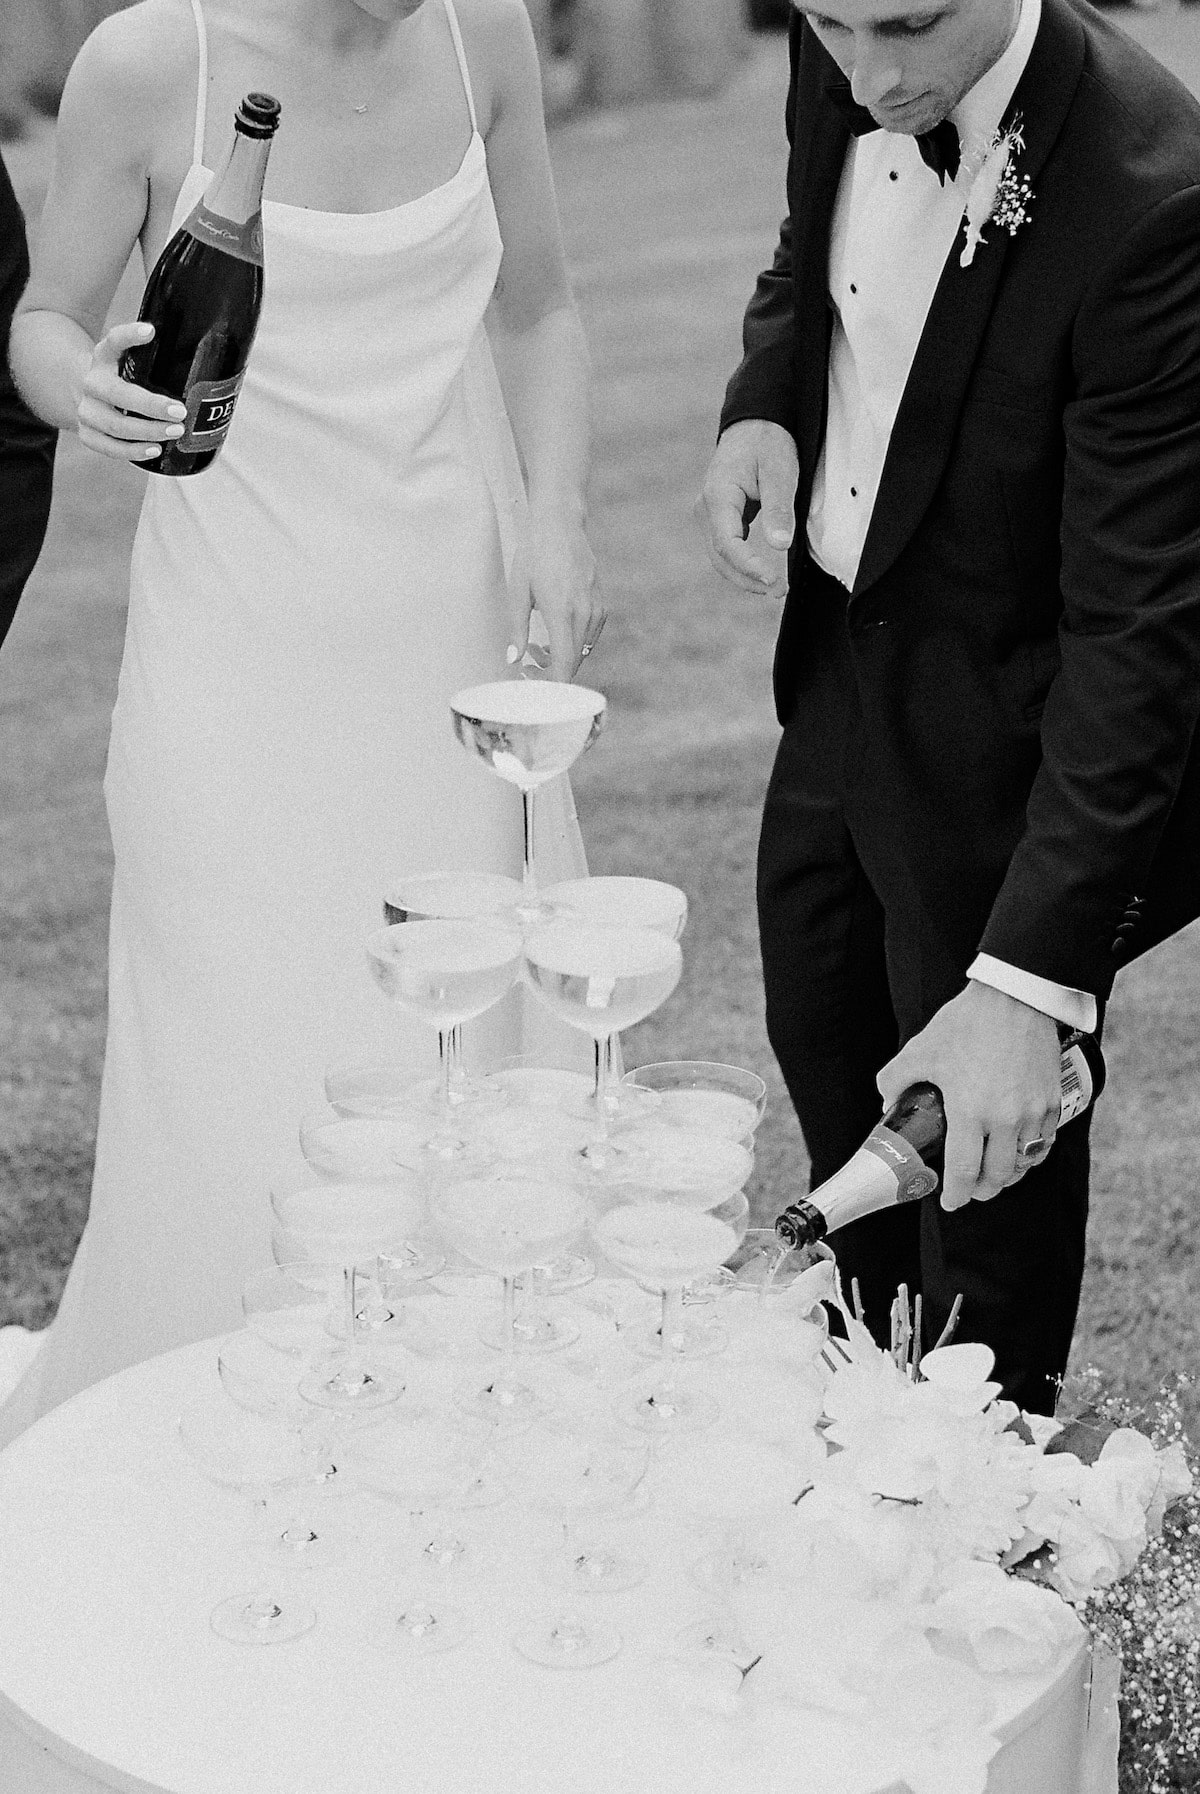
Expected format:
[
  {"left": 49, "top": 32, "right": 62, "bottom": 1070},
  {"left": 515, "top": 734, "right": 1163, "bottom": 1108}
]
[{"left": 773, "top": 1029, "right": 1105, "bottom": 1259}]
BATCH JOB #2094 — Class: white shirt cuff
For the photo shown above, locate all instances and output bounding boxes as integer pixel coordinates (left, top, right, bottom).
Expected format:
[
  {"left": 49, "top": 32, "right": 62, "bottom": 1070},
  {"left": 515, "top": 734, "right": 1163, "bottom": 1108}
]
[{"left": 968, "top": 955, "right": 1098, "bottom": 1034}]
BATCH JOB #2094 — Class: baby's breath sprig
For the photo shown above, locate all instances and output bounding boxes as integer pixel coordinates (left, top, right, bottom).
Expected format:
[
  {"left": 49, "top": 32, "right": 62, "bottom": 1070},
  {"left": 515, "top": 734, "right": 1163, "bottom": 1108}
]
[
  {"left": 960, "top": 118, "right": 1033, "bottom": 268},
  {"left": 1073, "top": 1372, "right": 1200, "bottom": 1794}
]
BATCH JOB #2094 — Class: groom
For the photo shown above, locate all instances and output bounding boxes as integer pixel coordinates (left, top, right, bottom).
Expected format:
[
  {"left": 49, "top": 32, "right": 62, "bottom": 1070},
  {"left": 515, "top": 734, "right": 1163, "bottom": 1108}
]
[{"left": 700, "top": 0, "right": 1200, "bottom": 1411}]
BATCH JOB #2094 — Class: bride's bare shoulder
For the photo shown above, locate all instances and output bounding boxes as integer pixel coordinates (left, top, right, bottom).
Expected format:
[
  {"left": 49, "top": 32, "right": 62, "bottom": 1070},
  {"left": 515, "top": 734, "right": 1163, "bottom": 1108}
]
[
  {"left": 451, "top": 0, "right": 541, "bottom": 126},
  {"left": 65, "top": 0, "right": 196, "bottom": 116}
]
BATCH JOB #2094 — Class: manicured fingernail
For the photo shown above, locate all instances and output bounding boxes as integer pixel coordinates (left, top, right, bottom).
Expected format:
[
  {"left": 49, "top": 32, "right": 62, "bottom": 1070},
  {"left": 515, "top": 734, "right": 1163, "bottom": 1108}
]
[
  {"left": 166, "top": 425, "right": 184, "bottom": 438},
  {"left": 505, "top": 645, "right": 521, "bottom": 665},
  {"left": 168, "top": 404, "right": 187, "bottom": 420}
]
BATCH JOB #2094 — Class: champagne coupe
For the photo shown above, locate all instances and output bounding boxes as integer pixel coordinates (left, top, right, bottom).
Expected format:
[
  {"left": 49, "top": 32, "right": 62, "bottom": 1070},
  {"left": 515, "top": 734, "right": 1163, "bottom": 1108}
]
[
  {"left": 217, "top": 1323, "right": 344, "bottom": 1571},
  {"left": 536, "top": 880, "right": 688, "bottom": 1127},
  {"left": 539, "top": 876, "right": 687, "bottom": 940},
  {"left": 366, "top": 917, "right": 524, "bottom": 1156},
  {"left": 361, "top": 869, "right": 527, "bottom": 1120},
  {"left": 593, "top": 1192, "right": 749, "bottom": 1436},
  {"left": 432, "top": 1175, "right": 590, "bottom": 1425},
  {"left": 339, "top": 1419, "right": 483, "bottom": 1656},
  {"left": 523, "top": 921, "right": 683, "bottom": 1164},
  {"left": 381, "top": 870, "right": 524, "bottom": 928},
  {"left": 600, "top": 1123, "right": 754, "bottom": 1211},
  {"left": 619, "top": 1061, "right": 766, "bottom": 1144},
  {"left": 504, "top": 1428, "right": 649, "bottom": 1670},
  {"left": 657, "top": 1435, "right": 818, "bottom": 1664},
  {"left": 479, "top": 1056, "right": 598, "bottom": 1328},
  {"left": 274, "top": 1180, "right": 423, "bottom": 1411},
  {"left": 178, "top": 1399, "right": 321, "bottom": 1645},
  {"left": 507, "top": 1255, "right": 596, "bottom": 1355},
  {"left": 449, "top": 680, "right": 607, "bottom": 918},
  {"left": 299, "top": 1106, "right": 430, "bottom": 1177}
]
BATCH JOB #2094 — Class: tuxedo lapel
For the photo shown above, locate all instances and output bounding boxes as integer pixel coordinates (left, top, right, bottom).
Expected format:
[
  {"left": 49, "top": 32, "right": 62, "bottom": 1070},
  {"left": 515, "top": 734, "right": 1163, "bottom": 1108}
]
[
  {"left": 851, "top": 0, "right": 1087, "bottom": 598},
  {"left": 792, "top": 34, "right": 855, "bottom": 505}
]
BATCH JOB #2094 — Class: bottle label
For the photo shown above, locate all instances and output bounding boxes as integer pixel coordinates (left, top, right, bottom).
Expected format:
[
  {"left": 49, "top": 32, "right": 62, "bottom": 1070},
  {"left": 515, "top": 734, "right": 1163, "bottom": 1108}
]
[
  {"left": 863, "top": 1126, "right": 940, "bottom": 1203},
  {"left": 1058, "top": 1044, "right": 1094, "bottom": 1125},
  {"left": 184, "top": 201, "right": 264, "bottom": 265},
  {"left": 177, "top": 372, "right": 245, "bottom": 454}
]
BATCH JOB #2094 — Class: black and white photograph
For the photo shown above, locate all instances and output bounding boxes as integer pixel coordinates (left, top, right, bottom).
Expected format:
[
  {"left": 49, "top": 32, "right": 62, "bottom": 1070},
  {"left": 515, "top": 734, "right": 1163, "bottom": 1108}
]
[{"left": 0, "top": 0, "right": 1198, "bottom": 1788}]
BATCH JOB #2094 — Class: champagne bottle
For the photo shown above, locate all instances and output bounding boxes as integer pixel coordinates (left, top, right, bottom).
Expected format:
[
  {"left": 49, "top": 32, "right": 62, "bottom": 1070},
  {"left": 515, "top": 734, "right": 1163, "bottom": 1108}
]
[
  {"left": 119, "top": 92, "right": 281, "bottom": 476},
  {"left": 774, "top": 1030, "right": 1105, "bottom": 1252}
]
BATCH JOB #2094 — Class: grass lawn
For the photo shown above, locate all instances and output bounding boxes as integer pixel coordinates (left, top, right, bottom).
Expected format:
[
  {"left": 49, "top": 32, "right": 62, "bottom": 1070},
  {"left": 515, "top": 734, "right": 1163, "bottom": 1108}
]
[{"left": 2, "top": 18, "right": 1199, "bottom": 1440}]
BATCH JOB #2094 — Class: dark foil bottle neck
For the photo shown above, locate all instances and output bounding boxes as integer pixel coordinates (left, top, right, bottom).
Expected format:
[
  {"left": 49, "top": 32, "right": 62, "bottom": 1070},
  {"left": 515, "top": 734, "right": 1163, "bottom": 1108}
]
[
  {"left": 236, "top": 92, "right": 282, "bottom": 139},
  {"left": 208, "top": 133, "right": 272, "bottom": 222},
  {"left": 775, "top": 1199, "right": 828, "bottom": 1251}
]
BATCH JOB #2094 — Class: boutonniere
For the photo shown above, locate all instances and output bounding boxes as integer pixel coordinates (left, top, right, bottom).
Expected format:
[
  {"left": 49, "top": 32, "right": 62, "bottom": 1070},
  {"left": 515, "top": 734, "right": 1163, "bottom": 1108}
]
[{"left": 960, "top": 118, "right": 1033, "bottom": 268}]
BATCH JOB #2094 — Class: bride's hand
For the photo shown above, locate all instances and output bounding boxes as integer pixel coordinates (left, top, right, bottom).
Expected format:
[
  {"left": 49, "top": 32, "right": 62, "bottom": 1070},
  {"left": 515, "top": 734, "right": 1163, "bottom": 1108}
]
[
  {"left": 523, "top": 507, "right": 605, "bottom": 682},
  {"left": 75, "top": 321, "right": 188, "bottom": 463}
]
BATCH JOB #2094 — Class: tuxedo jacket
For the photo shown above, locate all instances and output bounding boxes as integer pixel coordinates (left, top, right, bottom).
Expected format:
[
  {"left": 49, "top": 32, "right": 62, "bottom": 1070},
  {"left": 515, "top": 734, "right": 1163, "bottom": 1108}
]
[
  {"left": 722, "top": 0, "right": 1200, "bottom": 1003},
  {"left": 0, "top": 151, "right": 56, "bottom": 651}
]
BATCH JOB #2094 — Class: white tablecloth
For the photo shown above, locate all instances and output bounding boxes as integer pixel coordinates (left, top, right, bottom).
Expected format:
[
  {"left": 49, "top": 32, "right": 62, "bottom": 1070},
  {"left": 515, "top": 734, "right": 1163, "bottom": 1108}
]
[{"left": 0, "top": 1279, "right": 1093, "bottom": 1794}]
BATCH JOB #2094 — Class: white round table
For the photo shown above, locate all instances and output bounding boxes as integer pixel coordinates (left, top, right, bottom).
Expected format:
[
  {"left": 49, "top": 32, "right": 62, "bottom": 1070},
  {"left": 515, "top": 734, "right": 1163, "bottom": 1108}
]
[{"left": 0, "top": 1288, "right": 1093, "bottom": 1794}]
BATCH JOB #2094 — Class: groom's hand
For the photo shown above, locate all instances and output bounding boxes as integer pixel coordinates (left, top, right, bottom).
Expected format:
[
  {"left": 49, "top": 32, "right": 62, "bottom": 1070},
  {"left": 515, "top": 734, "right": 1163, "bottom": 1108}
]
[
  {"left": 876, "top": 984, "right": 1063, "bottom": 1213},
  {"left": 696, "top": 420, "right": 798, "bottom": 598}
]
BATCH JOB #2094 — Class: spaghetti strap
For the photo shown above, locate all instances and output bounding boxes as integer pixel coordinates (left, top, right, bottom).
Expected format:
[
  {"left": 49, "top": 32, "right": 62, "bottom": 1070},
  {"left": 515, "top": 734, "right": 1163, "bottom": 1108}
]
[
  {"left": 188, "top": 0, "right": 208, "bottom": 168},
  {"left": 443, "top": 0, "right": 479, "bottom": 137}
]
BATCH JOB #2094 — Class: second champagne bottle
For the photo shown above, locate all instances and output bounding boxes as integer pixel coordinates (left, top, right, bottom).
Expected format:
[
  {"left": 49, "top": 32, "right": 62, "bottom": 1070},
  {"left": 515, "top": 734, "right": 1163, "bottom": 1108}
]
[{"left": 119, "top": 92, "right": 281, "bottom": 476}]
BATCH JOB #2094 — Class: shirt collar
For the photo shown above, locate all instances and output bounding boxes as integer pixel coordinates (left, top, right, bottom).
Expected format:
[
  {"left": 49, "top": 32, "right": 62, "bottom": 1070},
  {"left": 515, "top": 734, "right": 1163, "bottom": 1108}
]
[{"left": 952, "top": 0, "right": 1041, "bottom": 168}]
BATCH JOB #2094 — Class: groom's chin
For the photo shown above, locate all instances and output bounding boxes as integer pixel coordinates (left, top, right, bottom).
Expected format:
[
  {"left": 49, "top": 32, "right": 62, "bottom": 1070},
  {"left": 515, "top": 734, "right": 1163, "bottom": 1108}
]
[{"left": 873, "top": 94, "right": 941, "bottom": 134}]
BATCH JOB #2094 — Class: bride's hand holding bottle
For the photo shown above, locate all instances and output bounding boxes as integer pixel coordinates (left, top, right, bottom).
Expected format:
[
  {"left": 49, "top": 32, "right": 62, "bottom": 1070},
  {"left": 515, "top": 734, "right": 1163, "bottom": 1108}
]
[{"left": 75, "top": 321, "right": 188, "bottom": 464}]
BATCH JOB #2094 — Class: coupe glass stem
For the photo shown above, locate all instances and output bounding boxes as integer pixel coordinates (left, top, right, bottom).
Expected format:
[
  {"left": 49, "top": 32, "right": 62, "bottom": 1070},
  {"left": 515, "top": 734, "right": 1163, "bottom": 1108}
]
[
  {"left": 502, "top": 1274, "right": 517, "bottom": 1366},
  {"left": 445, "top": 1025, "right": 465, "bottom": 1105},
  {"left": 342, "top": 1265, "right": 361, "bottom": 1377},
  {"left": 521, "top": 790, "right": 537, "bottom": 901},
  {"left": 438, "top": 1029, "right": 453, "bottom": 1116},
  {"left": 659, "top": 1286, "right": 682, "bottom": 1385}
]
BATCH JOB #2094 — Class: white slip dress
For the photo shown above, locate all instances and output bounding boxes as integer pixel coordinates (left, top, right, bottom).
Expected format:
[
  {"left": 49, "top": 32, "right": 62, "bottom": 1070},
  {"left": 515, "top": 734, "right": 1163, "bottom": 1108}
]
[{"left": 0, "top": 0, "right": 589, "bottom": 1439}]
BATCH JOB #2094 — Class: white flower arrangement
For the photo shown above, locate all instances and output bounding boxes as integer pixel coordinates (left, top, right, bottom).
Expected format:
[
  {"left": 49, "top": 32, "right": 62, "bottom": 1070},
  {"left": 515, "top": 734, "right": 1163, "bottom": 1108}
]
[
  {"left": 655, "top": 1277, "right": 1193, "bottom": 1794},
  {"left": 960, "top": 118, "right": 1033, "bottom": 268}
]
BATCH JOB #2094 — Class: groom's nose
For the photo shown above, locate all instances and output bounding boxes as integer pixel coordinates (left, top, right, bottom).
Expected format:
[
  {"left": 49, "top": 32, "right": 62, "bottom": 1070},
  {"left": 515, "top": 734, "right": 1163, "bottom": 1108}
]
[{"left": 849, "top": 49, "right": 906, "bottom": 113}]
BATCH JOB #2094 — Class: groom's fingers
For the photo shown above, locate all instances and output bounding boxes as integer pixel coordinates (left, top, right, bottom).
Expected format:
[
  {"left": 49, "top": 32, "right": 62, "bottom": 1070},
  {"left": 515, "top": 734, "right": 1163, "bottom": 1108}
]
[
  {"left": 940, "top": 1119, "right": 989, "bottom": 1212},
  {"left": 698, "top": 479, "right": 783, "bottom": 591},
  {"left": 698, "top": 422, "right": 798, "bottom": 593}
]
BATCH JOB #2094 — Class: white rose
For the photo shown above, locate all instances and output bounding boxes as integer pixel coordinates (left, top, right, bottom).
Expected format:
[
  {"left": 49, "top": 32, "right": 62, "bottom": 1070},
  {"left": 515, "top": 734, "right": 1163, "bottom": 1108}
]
[
  {"left": 929, "top": 1562, "right": 1083, "bottom": 1675},
  {"left": 1047, "top": 1508, "right": 1122, "bottom": 1604}
]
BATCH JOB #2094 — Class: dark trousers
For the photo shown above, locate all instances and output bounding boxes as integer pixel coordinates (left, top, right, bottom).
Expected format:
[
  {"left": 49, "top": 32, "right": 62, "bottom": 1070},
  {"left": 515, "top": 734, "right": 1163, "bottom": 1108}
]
[{"left": 757, "top": 564, "right": 1092, "bottom": 1415}]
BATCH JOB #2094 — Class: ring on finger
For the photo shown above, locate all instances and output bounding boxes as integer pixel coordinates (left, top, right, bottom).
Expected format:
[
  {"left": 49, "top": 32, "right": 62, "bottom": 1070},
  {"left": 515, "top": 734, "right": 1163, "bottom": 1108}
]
[{"left": 1015, "top": 1134, "right": 1050, "bottom": 1165}]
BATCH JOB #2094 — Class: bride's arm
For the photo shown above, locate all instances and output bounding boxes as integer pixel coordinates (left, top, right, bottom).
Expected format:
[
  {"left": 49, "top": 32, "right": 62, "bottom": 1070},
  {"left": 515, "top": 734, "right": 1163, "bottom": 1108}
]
[
  {"left": 9, "top": 10, "right": 188, "bottom": 461},
  {"left": 473, "top": 0, "right": 602, "bottom": 680}
]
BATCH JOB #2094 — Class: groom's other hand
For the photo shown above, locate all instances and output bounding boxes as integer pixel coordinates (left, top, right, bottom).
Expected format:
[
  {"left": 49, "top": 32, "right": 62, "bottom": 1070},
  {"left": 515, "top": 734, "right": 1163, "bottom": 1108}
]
[
  {"left": 876, "top": 984, "right": 1062, "bottom": 1214},
  {"left": 697, "top": 419, "right": 797, "bottom": 599}
]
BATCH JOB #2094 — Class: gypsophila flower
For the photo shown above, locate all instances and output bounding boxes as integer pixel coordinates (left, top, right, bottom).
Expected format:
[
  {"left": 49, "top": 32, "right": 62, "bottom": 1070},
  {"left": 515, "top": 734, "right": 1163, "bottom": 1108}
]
[
  {"left": 960, "top": 119, "right": 1033, "bottom": 268},
  {"left": 1072, "top": 1373, "right": 1200, "bottom": 1794}
]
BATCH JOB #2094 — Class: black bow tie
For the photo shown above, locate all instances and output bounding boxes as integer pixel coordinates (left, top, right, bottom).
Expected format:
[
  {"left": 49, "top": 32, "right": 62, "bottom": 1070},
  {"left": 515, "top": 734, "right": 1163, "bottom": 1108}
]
[{"left": 826, "top": 80, "right": 962, "bottom": 185}]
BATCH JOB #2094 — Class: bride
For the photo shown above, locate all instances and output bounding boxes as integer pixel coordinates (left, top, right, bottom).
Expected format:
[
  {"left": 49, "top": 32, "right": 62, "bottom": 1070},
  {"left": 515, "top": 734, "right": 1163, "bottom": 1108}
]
[{"left": 2, "top": 0, "right": 602, "bottom": 1437}]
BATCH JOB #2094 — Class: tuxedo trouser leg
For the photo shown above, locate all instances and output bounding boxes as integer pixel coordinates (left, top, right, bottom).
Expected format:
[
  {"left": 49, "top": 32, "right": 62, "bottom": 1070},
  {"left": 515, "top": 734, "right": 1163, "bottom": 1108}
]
[
  {"left": 917, "top": 1106, "right": 1093, "bottom": 1416},
  {"left": 757, "top": 586, "right": 918, "bottom": 1343},
  {"left": 759, "top": 567, "right": 1093, "bottom": 1409}
]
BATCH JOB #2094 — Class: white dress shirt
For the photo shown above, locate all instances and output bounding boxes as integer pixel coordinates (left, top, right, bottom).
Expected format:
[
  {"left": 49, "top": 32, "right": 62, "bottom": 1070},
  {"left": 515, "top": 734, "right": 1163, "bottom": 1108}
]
[{"left": 806, "top": 0, "right": 1096, "bottom": 1033}]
